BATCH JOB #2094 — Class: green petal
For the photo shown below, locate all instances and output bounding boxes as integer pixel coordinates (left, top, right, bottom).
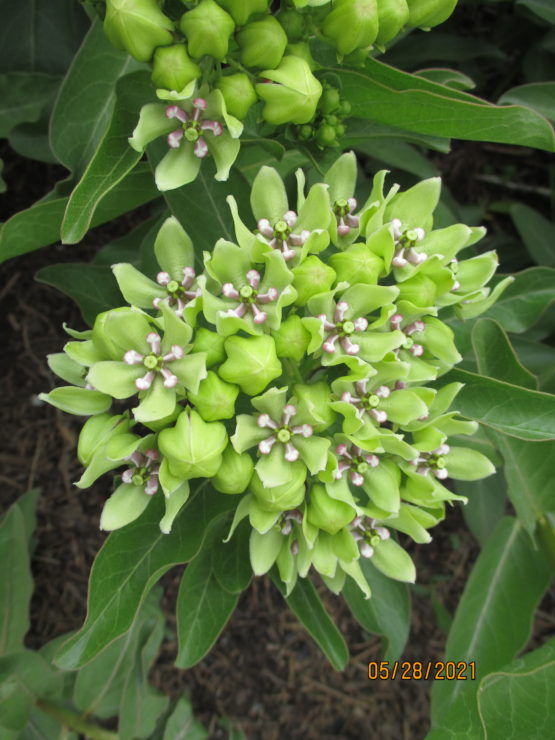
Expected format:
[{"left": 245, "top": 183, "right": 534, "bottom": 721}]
[
  {"left": 357, "top": 330, "right": 405, "bottom": 363},
  {"left": 133, "top": 377, "right": 177, "bottom": 423},
  {"left": 87, "top": 362, "right": 142, "bottom": 399},
  {"left": 105, "top": 432, "right": 143, "bottom": 461},
  {"left": 361, "top": 460, "right": 400, "bottom": 513},
  {"left": 98, "top": 309, "right": 152, "bottom": 357},
  {"left": 75, "top": 447, "right": 121, "bottom": 489},
  {"left": 255, "top": 445, "right": 294, "bottom": 487},
  {"left": 155, "top": 143, "right": 202, "bottom": 191},
  {"left": 341, "top": 284, "right": 399, "bottom": 318},
  {"left": 226, "top": 195, "right": 256, "bottom": 251},
  {"left": 381, "top": 389, "right": 429, "bottom": 425},
  {"left": 385, "top": 503, "right": 439, "bottom": 544},
  {"left": 129, "top": 103, "right": 174, "bottom": 152},
  {"left": 39, "top": 386, "right": 112, "bottom": 415},
  {"left": 421, "top": 317, "right": 462, "bottom": 365},
  {"left": 231, "top": 414, "right": 270, "bottom": 453},
  {"left": 159, "top": 300, "right": 193, "bottom": 348},
  {"left": 154, "top": 216, "right": 195, "bottom": 278},
  {"left": 312, "top": 533, "right": 338, "bottom": 578},
  {"left": 446, "top": 446, "right": 496, "bottom": 481},
  {"left": 47, "top": 352, "right": 87, "bottom": 386},
  {"left": 248, "top": 495, "right": 281, "bottom": 534},
  {"left": 250, "top": 528, "right": 283, "bottom": 575},
  {"left": 384, "top": 178, "right": 441, "bottom": 231},
  {"left": 341, "top": 560, "right": 371, "bottom": 599},
  {"left": 371, "top": 539, "right": 416, "bottom": 583},
  {"left": 324, "top": 151, "right": 357, "bottom": 202},
  {"left": 294, "top": 435, "right": 330, "bottom": 475},
  {"left": 99, "top": 483, "right": 151, "bottom": 531},
  {"left": 208, "top": 130, "right": 241, "bottom": 182},
  {"left": 112, "top": 263, "right": 164, "bottom": 307},
  {"left": 205, "top": 239, "right": 252, "bottom": 286},
  {"left": 296, "top": 183, "right": 332, "bottom": 232},
  {"left": 251, "top": 386, "right": 288, "bottom": 421},
  {"left": 159, "top": 482, "right": 190, "bottom": 533},
  {"left": 250, "top": 166, "right": 288, "bottom": 223},
  {"left": 64, "top": 340, "right": 105, "bottom": 367},
  {"left": 159, "top": 456, "right": 185, "bottom": 496}
]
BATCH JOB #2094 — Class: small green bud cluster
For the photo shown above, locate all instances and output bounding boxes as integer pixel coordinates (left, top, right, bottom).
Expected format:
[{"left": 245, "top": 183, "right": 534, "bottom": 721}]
[
  {"left": 42, "top": 153, "right": 504, "bottom": 597},
  {"left": 297, "top": 83, "right": 351, "bottom": 148},
  {"left": 102, "top": 0, "right": 459, "bottom": 188}
]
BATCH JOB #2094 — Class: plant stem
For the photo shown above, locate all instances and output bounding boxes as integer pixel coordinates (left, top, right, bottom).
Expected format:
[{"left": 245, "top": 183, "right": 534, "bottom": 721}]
[{"left": 36, "top": 700, "right": 118, "bottom": 740}]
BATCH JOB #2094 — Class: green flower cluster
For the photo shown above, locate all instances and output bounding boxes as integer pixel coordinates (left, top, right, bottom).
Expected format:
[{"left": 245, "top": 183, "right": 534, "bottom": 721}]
[
  {"left": 103, "top": 0, "right": 459, "bottom": 188},
  {"left": 42, "top": 153, "right": 506, "bottom": 597}
]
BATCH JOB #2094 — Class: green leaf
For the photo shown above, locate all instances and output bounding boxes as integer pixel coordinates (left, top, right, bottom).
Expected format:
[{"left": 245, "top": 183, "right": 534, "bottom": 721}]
[
  {"left": 175, "top": 535, "right": 239, "bottom": 669},
  {"left": 456, "top": 471, "right": 507, "bottom": 547},
  {"left": 440, "top": 367, "right": 555, "bottom": 441},
  {"left": 430, "top": 517, "right": 552, "bottom": 725},
  {"left": 483, "top": 267, "right": 555, "bottom": 332},
  {"left": 0, "top": 73, "right": 60, "bottom": 138},
  {"left": 211, "top": 519, "right": 252, "bottom": 595},
  {"left": 471, "top": 319, "right": 537, "bottom": 390},
  {"left": 342, "top": 117, "right": 451, "bottom": 153},
  {"left": 149, "top": 143, "right": 253, "bottom": 256},
  {"left": 328, "top": 59, "right": 555, "bottom": 152},
  {"left": 472, "top": 318, "right": 555, "bottom": 534},
  {"left": 0, "top": 507, "right": 33, "bottom": 654},
  {"left": 36, "top": 264, "right": 123, "bottom": 327},
  {"left": 61, "top": 71, "right": 153, "bottom": 244},
  {"left": 415, "top": 68, "right": 476, "bottom": 92},
  {"left": 516, "top": 0, "right": 555, "bottom": 25},
  {"left": 510, "top": 203, "right": 555, "bottom": 267},
  {"left": 0, "top": 651, "right": 62, "bottom": 732},
  {"left": 0, "top": 163, "right": 159, "bottom": 263},
  {"left": 50, "top": 20, "right": 141, "bottom": 176},
  {"left": 163, "top": 697, "right": 208, "bottom": 740},
  {"left": 271, "top": 573, "right": 349, "bottom": 671},
  {"left": 343, "top": 559, "right": 410, "bottom": 661},
  {"left": 0, "top": 0, "right": 89, "bottom": 75},
  {"left": 499, "top": 82, "right": 555, "bottom": 124},
  {"left": 54, "top": 487, "right": 235, "bottom": 669}
]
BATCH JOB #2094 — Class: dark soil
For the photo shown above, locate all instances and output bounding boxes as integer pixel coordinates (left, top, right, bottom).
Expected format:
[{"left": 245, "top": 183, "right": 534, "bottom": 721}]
[{"left": 1, "top": 137, "right": 553, "bottom": 740}]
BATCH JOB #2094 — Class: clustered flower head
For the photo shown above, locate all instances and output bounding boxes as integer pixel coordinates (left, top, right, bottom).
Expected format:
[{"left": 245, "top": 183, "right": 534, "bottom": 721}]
[
  {"left": 105, "top": 0, "right": 460, "bottom": 188},
  {"left": 42, "top": 152, "right": 506, "bottom": 598}
]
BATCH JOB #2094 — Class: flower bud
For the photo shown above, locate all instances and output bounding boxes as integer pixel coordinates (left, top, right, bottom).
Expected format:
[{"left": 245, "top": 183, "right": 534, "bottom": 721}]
[
  {"left": 104, "top": 0, "right": 174, "bottom": 62},
  {"left": 250, "top": 462, "right": 307, "bottom": 512},
  {"left": 219, "top": 335, "right": 282, "bottom": 394},
  {"left": 292, "top": 256, "right": 336, "bottom": 306},
  {"left": 406, "top": 0, "right": 458, "bottom": 29},
  {"left": 285, "top": 42, "right": 317, "bottom": 70},
  {"left": 256, "top": 56, "right": 322, "bottom": 125},
  {"left": 216, "top": 0, "right": 269, "bottom": 26},
  {"left": 271, "top": 315, "right": 311, "bottom": 362},
  {"left": 315, "top": 123, "right": 337, "bottom": 147},
  {"left": 237, "top": 17, "right": 288, "bottom": 69},
  {"left": 180, "top": 0, "right": 235, "bottom": 61},
  {"left": 213, "top": 445, "right": 254, "bottom": 494},
  {"left": 188, "top": 371, "right": 239, "bottom": 421},
  {"left": 216, "top": 73, "right": 258, "bottom": 119},
  {"left": 329, "top": 243, "right": 382, "bottom": 285},
  {"left": 277, "top": 8, "right": 306, "bottom": 42},
  {"left": 158, "top": 409, "right": 228, "bottom": 480},
  {"left": 192, "top": 328, "right": 226, "bottom": 368},
  {"left": 151, "top": 44, "right": 201, "bottom": 92},
  {"left": 322, "top": 0, "right": 379, "bottom": 56},
  {"left": 307, "top": 484, "right": 354, "bottom": 535},
  {"left": 319, "top": 86, "right": 341, "bottom": 115},
  {"left": 376, "top": 0, "right": 409, "bottom": 46}
]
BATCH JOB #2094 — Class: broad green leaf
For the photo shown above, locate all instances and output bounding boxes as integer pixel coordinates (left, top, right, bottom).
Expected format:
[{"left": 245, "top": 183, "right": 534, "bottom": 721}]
[
  {"left": 271, "top": 573, "right": 349, "bottom": 671},
  {"left": 383, "top": 32, "right": 506, "bottom": 69},
  {"left": 430, "top": 517, "right": 552, "bottom": 724},
  {"left": 54, "top": 487, "right": 235, "bottom": 669},
  {"left": 20, "top": 707, "right": 78, "bottom": 740},
  {"left": 49, "top": 20, "right": 141, "bottom": 176},
  {"left": 499, "top": 82, "right": 555, "bottom": 124},
  {"left": 457, "top": 472, "right": 507, "bottom": 547},
  {"left": 343, "top": 559, "right": 410, "bottom": 661},
  {"left": 516, "top": 0, "right": 555, "bottom": 25},
  {"left": 175, "top": 537, "right": 239, "bottom": 669},
  {"left": 329, "top": 59, "right": 555, "bottom": 152},
  {"left": 510, "top": 203, "right": 555, "bottom": 266},
  {"left": 440, "top": 367, "right": 555, "bottom": 441},
  {"left": 0, "top": 507, "right": 33, "bottom": 654},
  {"left": 11, "top": 489, "right": 40, "bottom": 549},
  {"left": 149, "top": 142, "right": 253, "bottom": 257},
  {"left": 0, "top": 0, "right": 89, "bottom": 75},
  {"left": 235, "top": 145, "right": 308, "bottom": 184},
  {"left": 415, "top": 68, "right": 476, "bottom": 91},
  {"left": 211, "top": 519, "right": 252, "bottom": 595},
  {"left": 163, "top": 697, "right": 208, "bottom": 740},
  {"left": 0, "top": 651, "right": 62, "bottom": 732},
  {"left": 472, "top": 318, "right": 555, "bottom": 534},
  {"left": 0, "top": 163, "right": 159, "bottom": 263},
  {"left": 61, "top": 71, "right": 152, "bottom": 244},
  {"left": 349, "top": 137, "right": 439, "bottom": 178},
  {"left": 36, "top": 263, "right": 123, "bottom": 327},
  {"left": 73, "top": 589, "right": 164, "bottom": 722},
  {"left": 0, "top": 73, "right": 60, "bottom": 137},
  {"left": 476, "top": 638, "right": 555, "bottom": 738},
  {"left": 483, "top": 267, "right": 555, "bottom": 332},
  {"left": 471, "top": 319, "right": 537, "bottom": 390},
  {"left": 342, "top": 117, "right": 451, "bottom": 153}
]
